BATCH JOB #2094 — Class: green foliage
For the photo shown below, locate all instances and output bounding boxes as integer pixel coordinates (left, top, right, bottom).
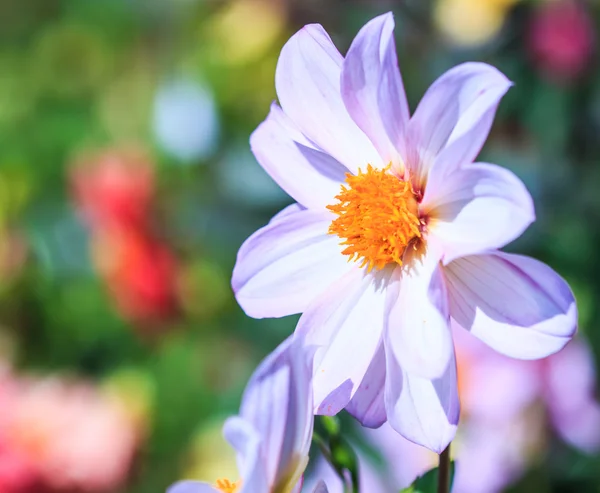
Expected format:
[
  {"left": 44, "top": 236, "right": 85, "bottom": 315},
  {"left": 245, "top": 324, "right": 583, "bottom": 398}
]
[
  {"left": 315, "top": 415, "right": 360, "bottom": 493},
  {"left": 400, "top": 462, "right": 456, "bottom": 493}
]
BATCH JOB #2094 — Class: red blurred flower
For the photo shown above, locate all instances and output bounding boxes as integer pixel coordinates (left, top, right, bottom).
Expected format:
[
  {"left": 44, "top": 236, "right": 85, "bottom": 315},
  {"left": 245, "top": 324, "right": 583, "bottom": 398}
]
[
  {"left": 92, "top": 229, "right": 179, "bottom": 324},
  {"left": 70, "top": 149, "right": 155, "bottom": 231},
  {"left": 528, "top": 0, "right": 595, "bottom": 83},
  {"left": 70, "top": 148, "right": 181, "bottom": 326}
]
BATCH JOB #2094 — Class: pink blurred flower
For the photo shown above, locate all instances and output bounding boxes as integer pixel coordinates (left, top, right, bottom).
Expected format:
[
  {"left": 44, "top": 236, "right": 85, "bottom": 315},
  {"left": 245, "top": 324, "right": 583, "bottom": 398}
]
[
  {"left": 71, "top": 148, "right": 155, "bottom": 231},
  {"left": 0, "top": 369, "right": 38, "bottom": 493},
  {"left": 0, "top": 444, "right": 37, "bottom": 493},
  {"left": 2, "top": 376, "right": 141, "bottom": 493},
  {"left": 232, "top": 11, "right": 576, "bottom": 452},
  {"left": 528, "top": 0, "right": 595, "bottom": 83}
]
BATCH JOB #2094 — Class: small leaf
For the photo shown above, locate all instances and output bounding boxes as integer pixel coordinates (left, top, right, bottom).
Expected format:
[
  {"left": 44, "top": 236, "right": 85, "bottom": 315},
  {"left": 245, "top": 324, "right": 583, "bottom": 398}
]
[{"left": 401, "top": 462, "right": 455, "bottom": 493}]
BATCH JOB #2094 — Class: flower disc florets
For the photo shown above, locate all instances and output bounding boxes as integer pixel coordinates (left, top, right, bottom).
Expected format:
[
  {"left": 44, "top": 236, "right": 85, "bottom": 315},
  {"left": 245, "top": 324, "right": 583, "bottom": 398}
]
[
  {"left": 215, "top": 479, "right": 241, "bottom": 493},
  {"left": 327, "top": 165, "right": 422, "bottom": 271}
]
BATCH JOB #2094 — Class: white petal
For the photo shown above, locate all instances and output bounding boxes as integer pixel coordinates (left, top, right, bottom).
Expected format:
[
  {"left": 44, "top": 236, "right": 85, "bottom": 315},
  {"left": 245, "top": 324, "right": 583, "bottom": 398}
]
[
  {"left": 406, "top": 62, "right": 511, "bottom": 187},
  {"left": 234, "top": 337, "right": 314, "bottom": 491},
  {"left": 345, "top": 344, "right": 387, "bottom": 428},
  {"left": 167, "top": 482, "right": 220, "bottom": 493},
  {"left": 251, "top": 103, "right": 347, "bottom": 209},
  {"left": 222, "top": 417, "right": 268, "bottom": 492},
  {"left": 385, "top": 249, "right": 452, "bottom": 379},
  {"left": 445, "top": 252, "right": 577, "bottom": 359},
  {"left": 424, "top": 162, "right": 535, "bottom": 264},
  {"left": 341, "top": 12, "right": 408, "bottom": 166},
  {"left": 276, "top": 24, "right": 381, "bottom": 171},
  {"left": 232, "top": 208, "right": 352, "bottom": 318},
  {"left": 384, "top": 338, "right": 459, "bottom": 453},
  {"left": 295, "top": 267, "right": 392, "bottom": 415},
  {"left": 312, "top": 480, "right": 330, "bottom": 493}
]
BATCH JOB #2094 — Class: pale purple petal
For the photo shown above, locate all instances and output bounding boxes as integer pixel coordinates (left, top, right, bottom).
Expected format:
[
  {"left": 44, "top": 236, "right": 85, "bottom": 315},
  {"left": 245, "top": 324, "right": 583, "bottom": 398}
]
[
  {"left": 385, "top": 249, "right": 452, "bottom": 379},
  {"left": 302, "top": 460, "right": 342, "bottom": 493},
  {"left": 345, "top": 344, "right": 387, "bottom": 428},
  {"left": 275, "top": 24, "right": 381, "bottom": 171},
  {"left": 341, "top": 12, "right": 408, "bottom": 166},
  {"left": 295, "top": 267, "right": 392, "bottom": 416},
  {"left": 167, "top": 482, "right": 220, "bottom": 493},
  {"left": 269, "top": 202, "right": 304, "bottom": 223},
  {"left": 222, "top": 417, "right": 267, "bottom": 493},
  {"left": 232, "top": 208, "right": 352, "bottom": 318},
  {"left": 424, "top": 162, "right": 535, "bottom": 264},
  {"left": 384, "top": 336, "right": 459, "bottom": 453},
  {"left": 312, "top": 480, "right": 330, "bottom": 493},
  {"left": 406, "top": 62, "right": 511, "bottom": 187},
  {"left": 233, "top": 374, "right": 288, "bottom": 486},
  {"left": 378, "top": 17, "right": 410, "bottom": 162},
  {"left": 251, "top": 103, "right": 347, "bottom": 209},
  {"left": 446, "top": 252, "right": 577, "bottom": 359},
  {"left": 427, "top": 76, "right": 511, "bottom": 179},
  {"left": 234, "top": 336, "right": 313, "bottom": 491}
]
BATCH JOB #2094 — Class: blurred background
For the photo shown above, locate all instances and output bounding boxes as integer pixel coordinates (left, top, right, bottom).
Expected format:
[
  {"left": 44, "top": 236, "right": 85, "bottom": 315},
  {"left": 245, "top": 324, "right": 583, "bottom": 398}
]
[{"left": 0, "top": 0, "right": 599, "bottom": 492}]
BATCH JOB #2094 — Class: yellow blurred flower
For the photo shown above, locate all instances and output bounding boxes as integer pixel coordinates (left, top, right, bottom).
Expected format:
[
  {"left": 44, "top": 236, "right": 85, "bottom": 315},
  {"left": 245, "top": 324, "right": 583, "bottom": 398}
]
[
  {"left": 434, "top": 0, "right": 521, "bottom": 47},
  {"left": 184, "top": 420, "right": 238, "bottom": 484},
  {"left": 102, "top": 367, "right": 156, "bottom": 436},
  {"left": 207, "top": 0, "right": 285, "bottom": 65}
]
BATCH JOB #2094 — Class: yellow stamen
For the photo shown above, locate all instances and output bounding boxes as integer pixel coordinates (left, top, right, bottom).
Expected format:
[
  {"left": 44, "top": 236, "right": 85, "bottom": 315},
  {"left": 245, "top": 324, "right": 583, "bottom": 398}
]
[
  {"left": 215, "top": 478, "right": 241, "bottom": 493},
  {"left": 327, "top": 164, "right": 422, "bottom": 271}
]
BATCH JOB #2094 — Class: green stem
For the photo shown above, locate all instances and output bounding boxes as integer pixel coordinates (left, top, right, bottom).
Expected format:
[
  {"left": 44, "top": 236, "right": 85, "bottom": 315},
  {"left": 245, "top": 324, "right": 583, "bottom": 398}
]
[{"left": 437, "top": 444, "right": 451, "bottom": 493}]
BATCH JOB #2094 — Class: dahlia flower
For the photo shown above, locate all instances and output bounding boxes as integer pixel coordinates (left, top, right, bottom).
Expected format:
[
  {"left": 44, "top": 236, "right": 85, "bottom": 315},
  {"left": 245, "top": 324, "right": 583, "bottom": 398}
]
[
  {"left": 168, "top": 337, "right": 327, "bottom": 493},
  {"left": 232, "top": 12, "right": 577, "bottom": 452}
]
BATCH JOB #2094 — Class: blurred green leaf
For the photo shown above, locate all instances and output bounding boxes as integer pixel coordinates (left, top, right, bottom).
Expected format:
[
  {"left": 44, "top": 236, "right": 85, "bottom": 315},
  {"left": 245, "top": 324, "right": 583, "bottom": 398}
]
[{"left": 400, "top": 462, "right": 455, "bottom": 493}]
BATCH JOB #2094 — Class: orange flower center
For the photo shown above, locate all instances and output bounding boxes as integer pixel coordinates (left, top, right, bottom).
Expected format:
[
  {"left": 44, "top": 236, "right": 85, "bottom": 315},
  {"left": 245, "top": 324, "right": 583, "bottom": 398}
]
[
  {"left": 215, "top": 478, "right": 241, "bottom": 493},
  {"left": 327, "top": 165, "right": 422, "bottom": 271}
]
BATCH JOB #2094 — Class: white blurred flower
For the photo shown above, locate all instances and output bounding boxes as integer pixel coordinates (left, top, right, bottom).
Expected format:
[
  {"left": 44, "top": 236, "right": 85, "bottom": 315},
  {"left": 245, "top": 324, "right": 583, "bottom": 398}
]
[{"left": 153, "top": 79, "right": 219, "bottom": 163}]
